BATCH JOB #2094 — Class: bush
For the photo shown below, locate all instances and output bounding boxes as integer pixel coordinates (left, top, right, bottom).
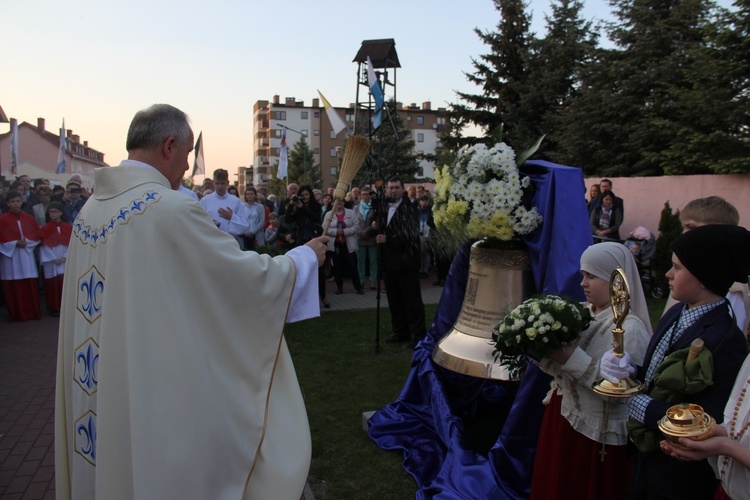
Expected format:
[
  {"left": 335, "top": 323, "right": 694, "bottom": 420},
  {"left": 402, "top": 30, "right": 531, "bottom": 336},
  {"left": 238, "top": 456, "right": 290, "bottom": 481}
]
[{"left": 653, "top": 201, "right": 682, "bottom": 287}]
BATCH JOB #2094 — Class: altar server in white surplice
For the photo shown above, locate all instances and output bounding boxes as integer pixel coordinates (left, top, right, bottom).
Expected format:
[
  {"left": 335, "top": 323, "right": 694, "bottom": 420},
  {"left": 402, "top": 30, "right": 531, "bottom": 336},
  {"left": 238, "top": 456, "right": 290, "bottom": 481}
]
[
  {"left": 55, "top": 104, "right": 329, "bottom": 500},
  {"left": 200, "top": 168, "right": 249, "bottom": 248}
]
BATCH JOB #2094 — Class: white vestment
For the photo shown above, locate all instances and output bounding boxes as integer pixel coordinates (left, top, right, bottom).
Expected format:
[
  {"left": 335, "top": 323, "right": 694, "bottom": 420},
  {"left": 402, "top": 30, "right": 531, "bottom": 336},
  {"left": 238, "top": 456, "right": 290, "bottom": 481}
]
[
  {"left": 201, "top": 191, "right": 250, "bottom": 236},
  {"left": 0, "top": 240, "right": 39, "bottom": 279},
  {"left": 55, "top": 164, "right": 318, "bottom": 500},
  {"left": 40, "top": 242, "right": 67, "bottom": 279}
]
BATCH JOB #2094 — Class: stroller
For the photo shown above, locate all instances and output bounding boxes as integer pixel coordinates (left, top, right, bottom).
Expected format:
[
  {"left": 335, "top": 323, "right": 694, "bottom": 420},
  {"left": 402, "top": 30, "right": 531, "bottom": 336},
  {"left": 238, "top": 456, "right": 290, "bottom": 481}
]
[{"left": 622, "top": 226, "right": 665, "bottom": 299}]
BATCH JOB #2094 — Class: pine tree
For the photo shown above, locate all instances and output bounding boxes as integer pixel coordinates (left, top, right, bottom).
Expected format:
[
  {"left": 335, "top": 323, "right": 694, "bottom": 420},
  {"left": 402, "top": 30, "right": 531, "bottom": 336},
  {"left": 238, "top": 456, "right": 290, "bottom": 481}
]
[
  {"left": 560, "top": 0, "right": 745, "bottom": 176},
  {"left": 447, "top": 0, "right": 533, "bottom": 150},
  {"left": 354, "top": 101, "right": 421, "bottom": 186},
  {"left": 523, "top": 0, "right": 599, "bottom": 162},
  {"left": 267, "top": 136, "right": 322, "bottom": 194},
  {"left": 653, "top": 201, "right": 682, "bottom": 288}
]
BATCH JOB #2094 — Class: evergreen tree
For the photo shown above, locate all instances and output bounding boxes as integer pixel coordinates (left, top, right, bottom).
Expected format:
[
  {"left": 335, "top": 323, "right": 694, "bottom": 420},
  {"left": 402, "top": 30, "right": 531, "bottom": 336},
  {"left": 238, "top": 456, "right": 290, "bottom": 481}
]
[
  {"left": 447, "top": 0, "right": 533, "bottom": 150},
  {"left": 289, "top": 136, "right": 322, "bottom": 189},
  {"left": 653, "top": 201, "right": 682, "bottom": 289},
  {"left": 517, "top": 0, "right": 600, "bottom": 158},
  {"left": 267, "top": 136, "right": 322, "bottom": 194},
  {"left": 354, "top": 101, "right": 421, "bottom": 186},
  {"left": 558, "top": 0, "right": 747, "bottom": 176}
]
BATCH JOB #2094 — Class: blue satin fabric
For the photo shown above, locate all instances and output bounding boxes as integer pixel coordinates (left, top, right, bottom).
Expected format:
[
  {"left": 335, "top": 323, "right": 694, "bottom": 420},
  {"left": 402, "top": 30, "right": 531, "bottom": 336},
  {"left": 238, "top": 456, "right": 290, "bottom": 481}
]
[{"left": 367, "top": 161, "right": 593, "bottom": 499}]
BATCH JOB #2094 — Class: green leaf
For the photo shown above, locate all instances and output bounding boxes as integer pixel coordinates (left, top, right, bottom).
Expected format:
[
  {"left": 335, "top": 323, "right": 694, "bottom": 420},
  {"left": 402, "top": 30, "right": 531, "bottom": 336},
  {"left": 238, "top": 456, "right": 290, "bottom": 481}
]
[{"left": 516, "top": 135, "right": 545, "bottom": 167}]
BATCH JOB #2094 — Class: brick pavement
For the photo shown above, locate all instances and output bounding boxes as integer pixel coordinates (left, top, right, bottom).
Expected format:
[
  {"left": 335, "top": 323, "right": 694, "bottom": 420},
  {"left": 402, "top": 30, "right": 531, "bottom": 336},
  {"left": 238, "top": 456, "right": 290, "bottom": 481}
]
[
  {"left": 0, "top": 274, "right": 445, "bottom": 499},
  {"left": 0, "top": 311, "right": 58, "bottom": 500}
]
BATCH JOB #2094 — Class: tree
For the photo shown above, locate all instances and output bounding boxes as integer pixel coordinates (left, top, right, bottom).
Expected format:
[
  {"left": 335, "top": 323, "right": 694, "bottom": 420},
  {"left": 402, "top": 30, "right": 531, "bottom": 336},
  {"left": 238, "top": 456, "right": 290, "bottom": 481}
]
[
  {"left": 557, "top": 0, "right": 749, "bottom": 176},
  {"left": 522, "top": 0, "right": 600, "bottom": 161},
  {"left": 653, "top": 201, "right": 682, "bottom": 289},
  {"left": 353, "top": 101, "right": 421, "bottom": 186},
  {"left": 267, "top": 136, "right": 322, "bottom": 195},
  {"left": 447, "top": 0, "right": 533, "bottom": 150}
]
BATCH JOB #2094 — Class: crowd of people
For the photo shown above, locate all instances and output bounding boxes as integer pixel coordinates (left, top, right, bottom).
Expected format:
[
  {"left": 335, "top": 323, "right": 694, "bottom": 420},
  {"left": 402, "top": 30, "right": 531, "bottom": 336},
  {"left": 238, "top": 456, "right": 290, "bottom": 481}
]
[
  {"left": 1, "top": 165, "right": 448, "bottom": 349},
  {"left": 5, "top": 104, "right": 750, "bottom": 500},
  {"left": 0, "top": 174, "right": 83, "bottom": 321}
]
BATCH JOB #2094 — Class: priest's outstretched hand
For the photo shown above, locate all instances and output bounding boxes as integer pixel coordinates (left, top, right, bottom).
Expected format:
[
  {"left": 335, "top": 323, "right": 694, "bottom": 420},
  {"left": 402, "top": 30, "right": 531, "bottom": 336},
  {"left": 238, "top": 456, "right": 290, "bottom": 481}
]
[{"left": 305, "top": 235, "right": 329, "bottom": 267}]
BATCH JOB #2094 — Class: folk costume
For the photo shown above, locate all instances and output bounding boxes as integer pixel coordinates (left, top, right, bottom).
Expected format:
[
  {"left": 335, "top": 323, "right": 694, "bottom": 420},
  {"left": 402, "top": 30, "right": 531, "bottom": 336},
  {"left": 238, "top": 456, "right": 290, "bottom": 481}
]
[
  {"left": 55, "top": 162, "right": 319, "bottom": 500},
  {"left": 628, "top": 225, "right": 750, "bottom": 499},
  {"left": 39, "top": 219, "right": 72, "bottom": 315},
  {"left": 0, "top": 209, "right": 41, "bottom": 321},
  {"left": 531, "top": 242, "right": 652, "bottom": 500}
]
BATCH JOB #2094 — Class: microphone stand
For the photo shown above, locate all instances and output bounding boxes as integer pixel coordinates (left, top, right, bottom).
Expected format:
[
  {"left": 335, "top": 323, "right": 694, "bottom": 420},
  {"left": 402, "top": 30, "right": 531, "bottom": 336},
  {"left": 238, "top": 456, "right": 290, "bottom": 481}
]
[{"left": 373, "top": 181, "right": 387, "bottom": 353}]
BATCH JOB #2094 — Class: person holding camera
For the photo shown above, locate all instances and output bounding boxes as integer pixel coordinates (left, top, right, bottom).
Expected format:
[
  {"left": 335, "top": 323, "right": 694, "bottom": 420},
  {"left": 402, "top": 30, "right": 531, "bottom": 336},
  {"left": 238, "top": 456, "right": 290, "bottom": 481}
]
[
  {"left": 277, "top": 183, "right": 299, "bottom": 217},
  {"left": 61, "top": 180, "right": 87, "bottom": 223},
  {"left": 283, "top": 185, "right": 329, "bottom": 307}
]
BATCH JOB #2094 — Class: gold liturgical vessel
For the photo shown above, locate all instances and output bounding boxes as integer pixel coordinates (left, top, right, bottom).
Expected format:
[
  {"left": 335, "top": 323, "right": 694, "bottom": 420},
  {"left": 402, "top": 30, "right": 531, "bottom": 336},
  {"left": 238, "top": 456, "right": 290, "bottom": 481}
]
[
  {"left": 658, "top": 403, "right": 715, "bottom": 445},
  {"left": 592, "top": 267, "right": 646, "bottom": 397},
  {"left": 432, "top": 241, "right": 533, "bottom": 380}
]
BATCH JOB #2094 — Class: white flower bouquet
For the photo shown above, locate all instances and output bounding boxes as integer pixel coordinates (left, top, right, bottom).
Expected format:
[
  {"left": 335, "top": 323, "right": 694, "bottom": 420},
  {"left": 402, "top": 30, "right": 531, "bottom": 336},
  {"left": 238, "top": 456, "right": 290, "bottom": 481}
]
[
  {"left": 432, "top": 141, "right": 543, "bottom": 245},
  {"left": 492, "top": 295, "right": 593, "bottom": 377}
]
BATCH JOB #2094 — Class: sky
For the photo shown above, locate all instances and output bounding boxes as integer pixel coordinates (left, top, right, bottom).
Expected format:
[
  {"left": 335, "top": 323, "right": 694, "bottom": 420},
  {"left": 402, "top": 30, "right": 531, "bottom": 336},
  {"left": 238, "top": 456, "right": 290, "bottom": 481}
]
[{"left": 3, "top": 0, "right": 736, "bottom": 181}]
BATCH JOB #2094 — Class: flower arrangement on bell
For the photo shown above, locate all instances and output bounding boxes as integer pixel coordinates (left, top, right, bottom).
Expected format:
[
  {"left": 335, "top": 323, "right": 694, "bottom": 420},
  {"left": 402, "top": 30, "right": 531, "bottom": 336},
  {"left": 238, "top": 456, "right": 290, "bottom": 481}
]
[
  {"left": 492, "top": 295, "right": 593, "bottom": 378},
  {"left": 432, "top": 140, "right": 543, "bottom": 249}
]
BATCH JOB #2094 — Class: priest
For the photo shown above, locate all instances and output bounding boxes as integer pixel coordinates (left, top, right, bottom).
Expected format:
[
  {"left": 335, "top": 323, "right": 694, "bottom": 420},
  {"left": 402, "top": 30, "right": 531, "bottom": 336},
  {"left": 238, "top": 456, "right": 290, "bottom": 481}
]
[{"left": 55, "top": 104, "right": 329, "bottom": 500}]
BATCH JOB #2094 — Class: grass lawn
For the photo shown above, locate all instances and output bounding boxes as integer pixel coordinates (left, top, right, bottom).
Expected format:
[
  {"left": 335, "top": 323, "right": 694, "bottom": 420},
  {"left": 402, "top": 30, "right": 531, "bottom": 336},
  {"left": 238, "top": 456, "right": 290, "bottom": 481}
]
[{"left": 286, "top": 297, "right": 668, "bottom": 499}]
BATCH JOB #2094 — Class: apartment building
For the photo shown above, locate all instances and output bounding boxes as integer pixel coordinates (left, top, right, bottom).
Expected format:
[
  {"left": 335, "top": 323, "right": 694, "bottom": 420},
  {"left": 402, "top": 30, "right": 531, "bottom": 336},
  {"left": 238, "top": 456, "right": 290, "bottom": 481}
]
[{"left": 252, "top": 95, "right": 446, "bottom": 188}]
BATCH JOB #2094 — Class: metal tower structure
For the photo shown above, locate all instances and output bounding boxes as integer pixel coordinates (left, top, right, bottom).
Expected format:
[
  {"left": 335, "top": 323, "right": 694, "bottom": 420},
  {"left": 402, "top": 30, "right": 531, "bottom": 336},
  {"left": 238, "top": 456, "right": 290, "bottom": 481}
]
[{"left": 352, "top": 39, "right": 400, "bottom": 139}]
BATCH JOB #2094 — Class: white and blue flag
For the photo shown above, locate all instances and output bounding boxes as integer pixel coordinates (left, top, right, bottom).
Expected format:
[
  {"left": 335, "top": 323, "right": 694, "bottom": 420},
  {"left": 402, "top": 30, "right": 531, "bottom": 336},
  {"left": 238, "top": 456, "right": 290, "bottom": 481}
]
[
  {"left": 56, "top": 119, "right": 67, "bottom": 174},
  {"left": 367, "top": 56, "right": 384, "bottom": 130}
]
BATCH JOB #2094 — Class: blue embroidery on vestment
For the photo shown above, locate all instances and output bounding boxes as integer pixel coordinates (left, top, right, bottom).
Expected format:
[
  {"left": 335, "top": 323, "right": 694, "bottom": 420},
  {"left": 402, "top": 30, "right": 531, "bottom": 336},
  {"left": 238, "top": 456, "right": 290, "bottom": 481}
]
[
  {"left": 75, "top": 338, "right": 99, "bottom": 395},
  {"left": 77, "top": 266, "right": 104, "bottom": 324},
  {"left": 75, "top": 411, "right": 97, "bottom": 465},
  {"left": 74, "top": 190, "right": 161, "bottom": 247}
]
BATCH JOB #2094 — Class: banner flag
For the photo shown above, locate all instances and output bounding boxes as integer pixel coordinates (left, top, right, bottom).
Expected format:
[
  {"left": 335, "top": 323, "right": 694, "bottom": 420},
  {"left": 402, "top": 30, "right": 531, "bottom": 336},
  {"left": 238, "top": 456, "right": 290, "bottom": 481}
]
[
  {"left": 56, "top": 119, "right": 67, "bottom": 174},
  {"left": 10, "top": 118, "right": 18, "bottom": 175},
  {"left": 367, "top": 56, "right": 385, "bottom": 130},
  {"left": 277, "top": 126, "right": 288, "bottom": 179},
  {"left": 317, "top": 90, "right": 347, "bottom": 136},
  {"left": 191, "top": 132, "right": 205, "bottom": 178}
]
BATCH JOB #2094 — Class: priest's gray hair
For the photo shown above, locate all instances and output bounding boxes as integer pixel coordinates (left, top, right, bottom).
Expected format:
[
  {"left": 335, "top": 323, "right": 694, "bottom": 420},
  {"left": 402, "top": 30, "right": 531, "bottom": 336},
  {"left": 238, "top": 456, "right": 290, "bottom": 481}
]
[{"left": 126, "top": 104, "right": 192, "bottom": 152}]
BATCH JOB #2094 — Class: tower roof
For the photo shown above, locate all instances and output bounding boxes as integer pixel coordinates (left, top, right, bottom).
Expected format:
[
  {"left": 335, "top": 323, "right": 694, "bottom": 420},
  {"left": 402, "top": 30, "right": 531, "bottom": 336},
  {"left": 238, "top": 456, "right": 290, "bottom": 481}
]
[{"left": 353, "top": 39, "right": 400, "bottom": 69}]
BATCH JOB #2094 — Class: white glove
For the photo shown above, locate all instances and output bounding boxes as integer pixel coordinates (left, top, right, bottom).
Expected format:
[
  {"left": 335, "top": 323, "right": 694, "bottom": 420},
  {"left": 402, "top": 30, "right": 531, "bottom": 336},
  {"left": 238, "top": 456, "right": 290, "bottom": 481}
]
[{"left": 599, "top": 349, "right": 636, "bottom": 384}]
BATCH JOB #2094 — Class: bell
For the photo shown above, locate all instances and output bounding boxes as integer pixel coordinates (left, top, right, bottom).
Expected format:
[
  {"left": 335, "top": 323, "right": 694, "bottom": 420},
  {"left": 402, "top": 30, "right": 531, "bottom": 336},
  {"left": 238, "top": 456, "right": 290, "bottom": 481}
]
[{"left": 432, "top": 240, "right": 534, "bottom": 380}]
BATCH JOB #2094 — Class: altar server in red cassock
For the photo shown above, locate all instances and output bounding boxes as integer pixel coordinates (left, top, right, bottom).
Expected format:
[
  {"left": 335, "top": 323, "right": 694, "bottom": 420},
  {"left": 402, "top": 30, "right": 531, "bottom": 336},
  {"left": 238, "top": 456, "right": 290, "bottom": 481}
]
[
  {"left": 0, "top": 190, "right": 42, "bottom": 321},
  {"left": 39, "top": 201, "right": 72, "bottom": 316}
]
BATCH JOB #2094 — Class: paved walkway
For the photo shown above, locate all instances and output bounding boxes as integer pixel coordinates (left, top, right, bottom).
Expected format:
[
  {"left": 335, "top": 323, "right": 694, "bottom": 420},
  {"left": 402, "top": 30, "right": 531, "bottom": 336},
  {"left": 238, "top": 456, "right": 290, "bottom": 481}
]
[{"left": 0, "top": 275, "right": 445, "bottom": 499}]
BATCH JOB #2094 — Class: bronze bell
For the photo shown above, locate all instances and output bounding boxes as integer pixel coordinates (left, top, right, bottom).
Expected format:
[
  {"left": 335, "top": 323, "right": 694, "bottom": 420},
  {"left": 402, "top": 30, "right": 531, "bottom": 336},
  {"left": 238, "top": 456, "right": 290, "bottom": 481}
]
[{"left": 432, "top": 240, "right": 534, "bottom": 380}]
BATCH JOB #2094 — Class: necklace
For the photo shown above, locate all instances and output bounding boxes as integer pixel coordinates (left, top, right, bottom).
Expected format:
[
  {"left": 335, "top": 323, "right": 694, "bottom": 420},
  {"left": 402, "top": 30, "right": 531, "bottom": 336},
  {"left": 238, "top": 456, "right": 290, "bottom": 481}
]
[{"left": 720, "top": 378, "right": 750, "bottom": 478}]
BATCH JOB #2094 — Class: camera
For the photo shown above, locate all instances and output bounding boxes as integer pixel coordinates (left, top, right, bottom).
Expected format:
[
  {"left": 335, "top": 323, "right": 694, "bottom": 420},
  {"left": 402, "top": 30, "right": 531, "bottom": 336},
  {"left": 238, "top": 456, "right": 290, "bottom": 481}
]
[{"left": 291, "top": 195, "right": 299, "bottom": 203}]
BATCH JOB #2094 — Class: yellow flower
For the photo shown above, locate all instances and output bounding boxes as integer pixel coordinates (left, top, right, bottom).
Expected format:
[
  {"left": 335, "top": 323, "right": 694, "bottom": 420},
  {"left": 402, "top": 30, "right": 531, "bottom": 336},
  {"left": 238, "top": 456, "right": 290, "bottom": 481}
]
[
  {"left": 491, "top": 211, "right": 510, "bottom": 227},
  {"left": 496, "top": 225, "right": 515, "bottom": 241}
]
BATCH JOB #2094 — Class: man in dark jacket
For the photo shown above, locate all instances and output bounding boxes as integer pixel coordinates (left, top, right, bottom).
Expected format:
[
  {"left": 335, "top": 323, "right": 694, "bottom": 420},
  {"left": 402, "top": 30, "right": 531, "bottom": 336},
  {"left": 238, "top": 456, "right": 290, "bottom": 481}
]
[{"left": 375, "top": 176, "right": 425, "bottom": 345}]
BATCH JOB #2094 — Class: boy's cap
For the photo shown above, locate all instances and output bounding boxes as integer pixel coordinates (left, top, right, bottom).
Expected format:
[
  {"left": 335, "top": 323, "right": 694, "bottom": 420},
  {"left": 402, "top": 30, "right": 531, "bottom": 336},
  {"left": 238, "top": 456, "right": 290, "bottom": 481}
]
[{"left": 672, "top": 224, "right": 750, "bottom": 296}]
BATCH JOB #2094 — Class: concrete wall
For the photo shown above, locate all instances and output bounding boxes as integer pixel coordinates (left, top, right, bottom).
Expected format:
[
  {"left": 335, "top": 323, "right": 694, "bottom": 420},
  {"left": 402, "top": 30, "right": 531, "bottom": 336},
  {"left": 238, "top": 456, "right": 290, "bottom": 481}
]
[
  {"left": 585, "top": 175, "right": 750, "bottom": 237},
  {"left": 408, "top": 174, "right": 750, "bottom": 238}
]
